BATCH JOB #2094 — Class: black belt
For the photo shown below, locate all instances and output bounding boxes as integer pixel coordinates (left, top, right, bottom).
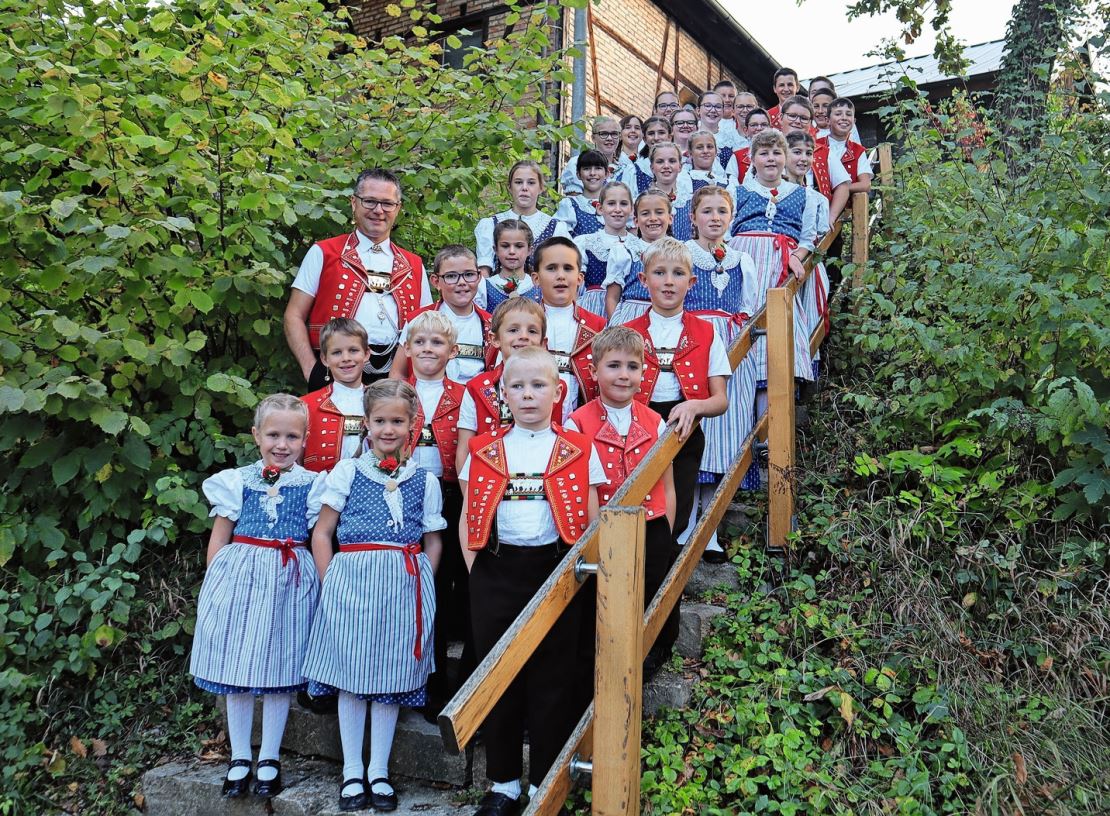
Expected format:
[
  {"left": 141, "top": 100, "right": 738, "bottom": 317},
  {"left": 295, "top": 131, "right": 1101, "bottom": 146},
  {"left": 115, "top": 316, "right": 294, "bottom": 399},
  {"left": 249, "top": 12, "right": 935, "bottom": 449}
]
[{"left": 485, "top": 539, "right": 569, "bottom": 558}]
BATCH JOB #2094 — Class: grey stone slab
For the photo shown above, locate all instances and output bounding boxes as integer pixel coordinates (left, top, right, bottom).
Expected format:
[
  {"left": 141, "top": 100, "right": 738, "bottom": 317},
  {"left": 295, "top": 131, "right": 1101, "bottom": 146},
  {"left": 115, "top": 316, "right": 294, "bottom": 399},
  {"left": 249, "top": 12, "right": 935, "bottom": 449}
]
[
  {"left": 642, "top": 668, "right": 694, "bottom": 717},
  {"left": 142, "top": 757, "right": 336, "bottom": 816},
  {"left": 682, "top": 559, "right": 741, "bottom": 599},
  {"left": 675, "top": 603, "right": 726, "bottom": 658},
  {"left": 238, "top": 701, "right": 483, "bottom": 786}
]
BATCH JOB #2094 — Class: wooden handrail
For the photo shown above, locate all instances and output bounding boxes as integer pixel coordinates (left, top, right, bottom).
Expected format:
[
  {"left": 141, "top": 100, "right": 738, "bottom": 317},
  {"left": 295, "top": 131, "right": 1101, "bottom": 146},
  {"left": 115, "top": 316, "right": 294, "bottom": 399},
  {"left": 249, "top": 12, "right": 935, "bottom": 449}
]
[{"left": 443, "top": 156, "right": 891, "bottom": 814}]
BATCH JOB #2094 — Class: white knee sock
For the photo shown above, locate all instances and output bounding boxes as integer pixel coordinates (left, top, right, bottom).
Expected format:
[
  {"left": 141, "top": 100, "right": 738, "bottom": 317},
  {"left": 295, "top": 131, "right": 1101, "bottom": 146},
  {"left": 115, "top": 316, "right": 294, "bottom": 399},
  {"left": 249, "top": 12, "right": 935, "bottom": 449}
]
[
  {"left": 256, "top": 693, "right": 291, "bottom": 780},
  {"left": 701, "top": 484, "right": 721, "bottom": 552},
  {"left": 367, "top": 702, "right": 399, "bottom": 793},
  {"left": 224, "top": 694, "right": 254, "bottom": 780},
  {"left": 338, "top": 692, "right": 367, "bottom": 796},
  {"left": 491, "top": 779, "right": 522, "bottom": 800},
  {"left": 678, "top": 486, "right": 700, "bottom": 547}
]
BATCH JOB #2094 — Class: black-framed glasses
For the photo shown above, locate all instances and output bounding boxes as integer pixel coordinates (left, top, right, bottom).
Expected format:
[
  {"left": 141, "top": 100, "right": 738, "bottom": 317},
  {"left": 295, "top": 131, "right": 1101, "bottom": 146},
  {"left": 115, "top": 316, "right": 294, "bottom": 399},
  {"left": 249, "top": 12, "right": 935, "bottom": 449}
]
[
  {"left": 673, "top": 119, "right": 696, "bottom": 128},
  {"left": 700, "top": 103, "right": 724, "bottom": 111},
  {"left": 353, "top": 197, "right": 400, "bottom": 212},
  {"left": 594, "top": 130, "right": 620, "bottom": 139},
  {"left": 656, "top": 102, "right": 679, "bottom": 111},
  {"left": 783, "top": 112, "right": 811, "bottom": 123},
  {"left": 435, "top": 270, "right": 480, "bottom": 285},
  {"left": 735, "top": 103, "right": 756, "bottom": 111}
]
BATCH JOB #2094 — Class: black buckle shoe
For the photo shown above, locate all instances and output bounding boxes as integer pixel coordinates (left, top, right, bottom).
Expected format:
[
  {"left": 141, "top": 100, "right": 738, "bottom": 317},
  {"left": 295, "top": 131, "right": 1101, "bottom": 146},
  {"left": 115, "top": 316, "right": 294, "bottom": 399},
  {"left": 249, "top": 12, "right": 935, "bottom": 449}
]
[
  {"left": 338, "top": 778, "right": 367, "bottom": 812},
  {"left": 368, "top": 776, "right": 398, "bottom": 812},
  {"left": 221, "top": 759, "right": 252, "bottom": 798},
  {"left": 474, "top": 790, "right": 523, "bottom": 816},
  {"left": 701, "top": 548, "right": 728, "bottom": 564},
  {"left": 252, "top": 759, "right": 282, "bottom": 798},
  {"left": 298, "top": 689, "right": 339, "bottom": 715}
]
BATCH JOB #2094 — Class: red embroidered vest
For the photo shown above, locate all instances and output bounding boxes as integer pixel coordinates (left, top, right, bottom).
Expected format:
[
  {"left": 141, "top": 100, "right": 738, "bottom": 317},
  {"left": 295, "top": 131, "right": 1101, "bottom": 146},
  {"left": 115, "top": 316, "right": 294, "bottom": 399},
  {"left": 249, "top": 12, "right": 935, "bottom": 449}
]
[
  {"left": 467, "top": 365, "right": 567, "bottom": 434},
  {"left": 408, "top": 377, "right": 465, "bottom": 482},
  {"left": 464, "top": 426, "right": 592, "bottom": 550},
  {"left": 811, "top": 142, "right": 835, "bottom": 202},
  {"left": 768, "top": 104, "right": 782, "bottom": 131},
  {"left": 306, "top": 232, "right": 426, "bottom": 349},
  {"left": 624, "top": 311, "right": 715, "bottom": 404},
  {"left": 568, "top": 400, "right": 668, "bottom": 521},
  {"left": 301, "top": 384, "right": 361, "bottom": 472},
  {"left": 817, "top": 136, "right": 866, "bottom": 183},
  {"left": 561, "top": 305, "right": 606, "bottom": 402},
  {"left": 731, "top": 147, "right": 751, "bottom": 181}
]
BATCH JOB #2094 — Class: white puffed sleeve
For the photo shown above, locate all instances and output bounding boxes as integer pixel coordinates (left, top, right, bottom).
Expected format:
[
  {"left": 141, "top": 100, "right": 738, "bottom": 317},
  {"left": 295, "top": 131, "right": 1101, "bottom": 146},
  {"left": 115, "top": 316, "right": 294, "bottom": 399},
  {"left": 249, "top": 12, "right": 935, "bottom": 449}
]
[
  {"left": 737, "top": 250, "right": 767, "bottom": 322},
  {"left": 725, "top": 154, "right": 739, "bottom": 179},
  {"left": 814, "top": 194, "right": 831, "bottom": 236},
  {"left": 422, "top": 472, "right": 447, "bottom": 533},
  {"left": 550, "top": 216, "right": 572, "bottom": 241},
  {"left": 799, "top": 192, "right": 819, "bottom": 252},
  {"left": 602, "top": 243, "right": 634, "bottom": 290},
  {"left": 305, "top": 470, "right": 330, "bottom": 528},
  {"left": 554, "top": 197, "right": 578, "bottom": 233},
  {"left": 312, "top": 458, "right": 358, "bottom": 514},
  {"left": 473, "top": 277, "right": 489, "bottom": 311},
  {"left": 202, "top": 468, "right": 244, "bottom": 521},
  {"left": 676, "top": 171, "right": 693, "bottom": 200},
  {"left": 474, "top": 215, "right": 497, "bottom": 270},
  {"left": 561, "top": 154, "right": 583, "bottom": 195}
]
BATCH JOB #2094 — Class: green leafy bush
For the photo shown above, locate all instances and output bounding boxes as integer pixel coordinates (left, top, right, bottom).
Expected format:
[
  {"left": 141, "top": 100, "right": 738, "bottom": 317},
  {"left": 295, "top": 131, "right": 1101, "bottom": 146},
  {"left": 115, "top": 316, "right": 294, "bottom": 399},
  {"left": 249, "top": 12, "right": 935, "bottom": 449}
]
[{"left": 0, "top": 0, "right": 574, "bottom": 808}]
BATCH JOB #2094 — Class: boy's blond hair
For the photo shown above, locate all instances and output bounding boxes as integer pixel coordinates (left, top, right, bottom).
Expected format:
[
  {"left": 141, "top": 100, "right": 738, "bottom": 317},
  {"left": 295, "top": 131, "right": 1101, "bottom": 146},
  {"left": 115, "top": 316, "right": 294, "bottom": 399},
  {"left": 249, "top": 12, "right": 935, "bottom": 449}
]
[
  {"left": 640, "top": 236, "right": 692, "bottom": 276},
  {"left": 502, "top": 346, "right": 560, "bottom": 387},
  {"left": 404, "top": 310, "right": 458, "bottom": 347},
  {"left": 490, "top": 297, "right": 546, "bottom": 337},
  {"left": 319, "top": 317, "right": 369, "bottom": 355},
  {"left": 591, "top": 326, "right": 645, "bottom": 365}
]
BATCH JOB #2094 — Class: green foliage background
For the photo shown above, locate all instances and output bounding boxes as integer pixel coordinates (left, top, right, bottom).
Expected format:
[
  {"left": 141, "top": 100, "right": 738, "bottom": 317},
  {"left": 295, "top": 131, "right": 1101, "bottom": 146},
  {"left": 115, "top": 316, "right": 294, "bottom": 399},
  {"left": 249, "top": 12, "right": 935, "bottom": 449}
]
[
  {"left": 638, "top": 67, "right": 1109, "bottom": 815},
  {"left": 0, "top": 0, "right": 576, "bottom": 809}
]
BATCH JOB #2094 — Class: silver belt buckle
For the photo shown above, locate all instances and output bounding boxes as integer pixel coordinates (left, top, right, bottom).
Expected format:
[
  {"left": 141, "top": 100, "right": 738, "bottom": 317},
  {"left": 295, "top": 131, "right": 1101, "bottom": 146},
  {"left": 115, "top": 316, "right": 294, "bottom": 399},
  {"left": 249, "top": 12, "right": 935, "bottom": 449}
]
[{"left": 456, "top": 342, "right": 484, "bottom": 360}]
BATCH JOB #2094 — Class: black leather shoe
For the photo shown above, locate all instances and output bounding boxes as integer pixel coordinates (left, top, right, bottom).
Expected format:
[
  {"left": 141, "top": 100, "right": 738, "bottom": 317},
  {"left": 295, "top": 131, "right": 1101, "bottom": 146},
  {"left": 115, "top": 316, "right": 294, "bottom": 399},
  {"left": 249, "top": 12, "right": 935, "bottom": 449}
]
[
  {"left": 368, "top": 777, "right": 398, "bottom": 812},
  {"left": 338, "top": 778, "right": 368, "bottom": 812},
  {"left": 702, "top": 548, "right": 728, "bottom": 564},
  {"left": 252, "top": 759, "right": 282, "bottom": 798},
  {"left": 474, "top": 790, "right": 522, "bottom": 816},
  {"left": 298, "top": 689, "right": 338, "bottom": 715},
  {"left": 221, "top": 759, "right": 252, "bottom": 798}
]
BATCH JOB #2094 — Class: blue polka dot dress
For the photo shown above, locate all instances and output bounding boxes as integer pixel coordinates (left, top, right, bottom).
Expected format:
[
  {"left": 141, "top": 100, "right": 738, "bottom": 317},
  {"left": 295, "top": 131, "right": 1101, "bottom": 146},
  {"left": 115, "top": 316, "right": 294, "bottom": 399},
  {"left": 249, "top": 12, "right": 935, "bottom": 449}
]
[
  {"left": 190, "top": 462, "right": 324, "bottom": 696},
  {"left": 302, "top": 456, "right": 446, "bottom": 703}
]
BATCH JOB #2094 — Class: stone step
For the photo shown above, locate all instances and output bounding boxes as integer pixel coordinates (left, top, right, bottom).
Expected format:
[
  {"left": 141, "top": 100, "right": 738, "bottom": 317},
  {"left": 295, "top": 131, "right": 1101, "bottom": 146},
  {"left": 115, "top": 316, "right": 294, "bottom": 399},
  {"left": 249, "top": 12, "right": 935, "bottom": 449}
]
[
  {"left": 142, "top": 757, "right": 469, "bottom": 816},
  {"left": 643, "top": 667, "right": 696, "bottom": 716},
  {"left": 249, "top": 701, "right": 483, "bottom": 788}
]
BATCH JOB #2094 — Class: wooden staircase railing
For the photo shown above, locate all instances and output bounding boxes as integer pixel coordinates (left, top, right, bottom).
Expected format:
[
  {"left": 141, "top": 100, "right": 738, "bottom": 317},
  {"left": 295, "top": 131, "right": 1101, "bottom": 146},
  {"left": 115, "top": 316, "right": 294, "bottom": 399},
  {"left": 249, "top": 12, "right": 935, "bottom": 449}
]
[{"left": 439, "top": 147, "right": 892, "bottom": 815}]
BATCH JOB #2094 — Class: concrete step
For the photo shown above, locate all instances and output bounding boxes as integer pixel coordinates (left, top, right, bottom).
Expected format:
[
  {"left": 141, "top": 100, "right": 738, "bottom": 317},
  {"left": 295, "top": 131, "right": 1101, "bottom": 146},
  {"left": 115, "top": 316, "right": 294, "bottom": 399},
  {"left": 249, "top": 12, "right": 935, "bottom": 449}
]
[
  {"left": 142, "top": 757, "right": 470, "bottom": 816},
  {"left": 247, "top": 701, "right": 482, "bottom": 788}
]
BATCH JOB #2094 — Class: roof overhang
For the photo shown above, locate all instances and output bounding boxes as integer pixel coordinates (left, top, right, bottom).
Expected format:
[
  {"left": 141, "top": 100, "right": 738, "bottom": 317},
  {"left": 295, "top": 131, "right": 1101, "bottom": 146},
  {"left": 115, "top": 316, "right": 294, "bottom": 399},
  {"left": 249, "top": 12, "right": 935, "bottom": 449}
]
[{"left": 652, "top": 0, "right": 780, "bottom": 105}]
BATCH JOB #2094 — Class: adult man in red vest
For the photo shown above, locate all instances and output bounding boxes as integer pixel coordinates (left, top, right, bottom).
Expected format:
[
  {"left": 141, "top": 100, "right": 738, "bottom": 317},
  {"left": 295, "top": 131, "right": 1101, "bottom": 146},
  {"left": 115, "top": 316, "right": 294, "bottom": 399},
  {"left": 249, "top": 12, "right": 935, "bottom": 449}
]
[{"left": 283, "top": 168, "right": 432, "bottom": 390}]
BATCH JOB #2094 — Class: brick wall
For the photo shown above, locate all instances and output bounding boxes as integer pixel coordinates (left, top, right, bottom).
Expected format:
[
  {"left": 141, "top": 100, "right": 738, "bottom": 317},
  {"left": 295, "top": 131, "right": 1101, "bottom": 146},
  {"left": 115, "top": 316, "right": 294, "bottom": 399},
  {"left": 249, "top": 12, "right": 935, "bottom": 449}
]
[{"left": 347, "top": 0, "right": 756, "bottom": 119}]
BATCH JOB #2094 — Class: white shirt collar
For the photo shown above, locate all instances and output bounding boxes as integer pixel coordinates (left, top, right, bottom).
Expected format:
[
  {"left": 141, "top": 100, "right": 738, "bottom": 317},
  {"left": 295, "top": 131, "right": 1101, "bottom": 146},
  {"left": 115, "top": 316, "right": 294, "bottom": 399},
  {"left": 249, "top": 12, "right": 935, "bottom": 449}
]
[
  {"left": 355, "top": 231, "right": 391, "bottom": 252},
  {"left": 507, "top": 424, "right": 555, "bottom": 441},
  {"left": 545, "top": 302, "right": 574, "bottom": 317},
  {"left": 332, "top": 381, "right": 364, "bottom": 397},
  {"left": 649, "top": 308, "right": 683, "bottom": 324}
]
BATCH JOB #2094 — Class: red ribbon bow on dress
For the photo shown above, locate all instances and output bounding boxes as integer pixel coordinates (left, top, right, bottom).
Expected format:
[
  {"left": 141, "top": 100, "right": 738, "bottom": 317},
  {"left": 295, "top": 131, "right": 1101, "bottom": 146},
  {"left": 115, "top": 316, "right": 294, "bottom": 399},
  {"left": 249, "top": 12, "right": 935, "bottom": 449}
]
[{"left": 232, "top": 535, "right": 304, "bottom": 586}]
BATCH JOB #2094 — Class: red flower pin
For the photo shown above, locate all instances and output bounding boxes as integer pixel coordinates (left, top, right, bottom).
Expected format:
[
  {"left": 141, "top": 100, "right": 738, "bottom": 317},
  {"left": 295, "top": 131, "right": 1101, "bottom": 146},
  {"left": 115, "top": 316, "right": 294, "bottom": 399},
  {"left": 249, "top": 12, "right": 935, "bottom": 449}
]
[
  {"left": 503, "top": 278, "right": 518, "bottom": 293},
  {"left": 769, "top": 187, "right": 780, "bottom": 199},
  {"left": 712, "top": 246, "right": 726, "bottom": 262},
  {"left": 261, "top": 465, "right": 281, "bottom": 485},
  {"left": 377, "top": 456, "right": 399, "bottom": 474},
  {"left": 590, "top": 199, "right": 601, "bottom": 210}
]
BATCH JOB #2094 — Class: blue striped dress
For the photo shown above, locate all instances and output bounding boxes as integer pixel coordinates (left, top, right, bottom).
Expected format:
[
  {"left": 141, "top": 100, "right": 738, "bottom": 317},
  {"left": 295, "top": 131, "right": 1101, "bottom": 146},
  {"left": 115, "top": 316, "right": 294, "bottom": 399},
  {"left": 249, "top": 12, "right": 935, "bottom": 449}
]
[
  {"left": 190, "top": 462, "right": 324, "bottom": 695},
  {"left": 574, "top": 231, "right": 647, "bottom": 318},
  {"left": 302, "top": 457, "right": 445, "bottom": 703},
  {"left": 684, "top": 241, "right": 760, "bottom": 488}
]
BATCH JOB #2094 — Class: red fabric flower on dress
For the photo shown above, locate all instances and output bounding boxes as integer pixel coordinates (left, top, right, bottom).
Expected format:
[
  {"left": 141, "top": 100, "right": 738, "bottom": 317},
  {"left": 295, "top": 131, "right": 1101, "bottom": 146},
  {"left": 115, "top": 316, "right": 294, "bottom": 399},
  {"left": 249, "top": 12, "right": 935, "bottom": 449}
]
[
  {"left": 590, "top": 199, "right": 601, "bottom": 210},
  {"left": 503, "top": 278, "right": 518, "bottom": 293},
  {"left": 376, "top": 456, "right": 400, "bottom": 474},
  {"left": 711, "top": 246, "right": 726, "bottom": 262},
  {"left": 769, "top": 187, "right": 780, "bottom": 200},
  {"left": 261, "top": 465, "right": 281, "bottom": 485}
]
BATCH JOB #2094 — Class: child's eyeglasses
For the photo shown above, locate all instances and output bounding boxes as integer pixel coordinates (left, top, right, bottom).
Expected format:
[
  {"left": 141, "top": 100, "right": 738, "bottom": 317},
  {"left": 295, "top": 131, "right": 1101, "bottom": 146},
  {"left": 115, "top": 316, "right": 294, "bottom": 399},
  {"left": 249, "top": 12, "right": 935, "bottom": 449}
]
[
  {"left": 354, "top": 197, "right": 400, "bottom": 211},
  {"left": 594, "top": 131, "right": 620, "bottom": 139},
  {"left": 436, "top": 271, "right": 481, "bottom": 285},
  {"left": 673, "top": 120, "right": 696, "bottom": 128},
  {"left": 699, "top": 103, "right": 724, "bottom": 111}
]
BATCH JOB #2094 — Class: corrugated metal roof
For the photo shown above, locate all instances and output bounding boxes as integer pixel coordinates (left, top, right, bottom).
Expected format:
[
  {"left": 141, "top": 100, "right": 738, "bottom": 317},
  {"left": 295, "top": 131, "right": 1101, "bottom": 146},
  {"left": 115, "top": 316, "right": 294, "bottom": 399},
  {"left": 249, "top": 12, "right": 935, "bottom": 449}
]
[{"left": 811, "top": 39, "right": 1007, "bottom": 97}]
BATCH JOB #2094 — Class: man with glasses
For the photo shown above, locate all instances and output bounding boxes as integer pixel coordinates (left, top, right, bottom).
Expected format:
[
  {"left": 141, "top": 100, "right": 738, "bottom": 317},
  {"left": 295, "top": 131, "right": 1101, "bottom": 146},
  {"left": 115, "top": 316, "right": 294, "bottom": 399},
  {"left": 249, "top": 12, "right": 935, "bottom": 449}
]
[
  {"left": 284, "top": 167, "right": 432, "bottom": 390},
  {"left": 560, "top": 115, "right": 621, "bottom": 194}
]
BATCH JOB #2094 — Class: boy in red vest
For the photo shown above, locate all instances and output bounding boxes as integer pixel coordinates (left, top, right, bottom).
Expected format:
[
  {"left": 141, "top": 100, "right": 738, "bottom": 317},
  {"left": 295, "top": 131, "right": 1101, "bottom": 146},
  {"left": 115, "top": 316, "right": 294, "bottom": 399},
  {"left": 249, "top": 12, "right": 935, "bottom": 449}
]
[
  {"left": 390, "top": 245, "right": 492, "bottom": 385},
  {"left": 300, "top": 318, "right": 371, "bottom": 473},
  {"left": 565, "top": 327, "right": 678, "bottom": 684},
  {"left": 455, "top": 298, "right": 555, "bottom": 475},
  {"left": 767, "top": 67, "right": 799, "bottom": 130},
  {"left": 529, "top": 236, "right": 606, "bottom": 423},
  {"left": 821, "top": 98, "right": 872, "bottom": 194},
  {"left": 459, "top": 346, "right": 605, "bottom": 816},
  {"left": 621, "top": 238, "right": 730, "bottom": 551},
  {"left": 399, "top": 310, "right": 474, "bottom": 722}
]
